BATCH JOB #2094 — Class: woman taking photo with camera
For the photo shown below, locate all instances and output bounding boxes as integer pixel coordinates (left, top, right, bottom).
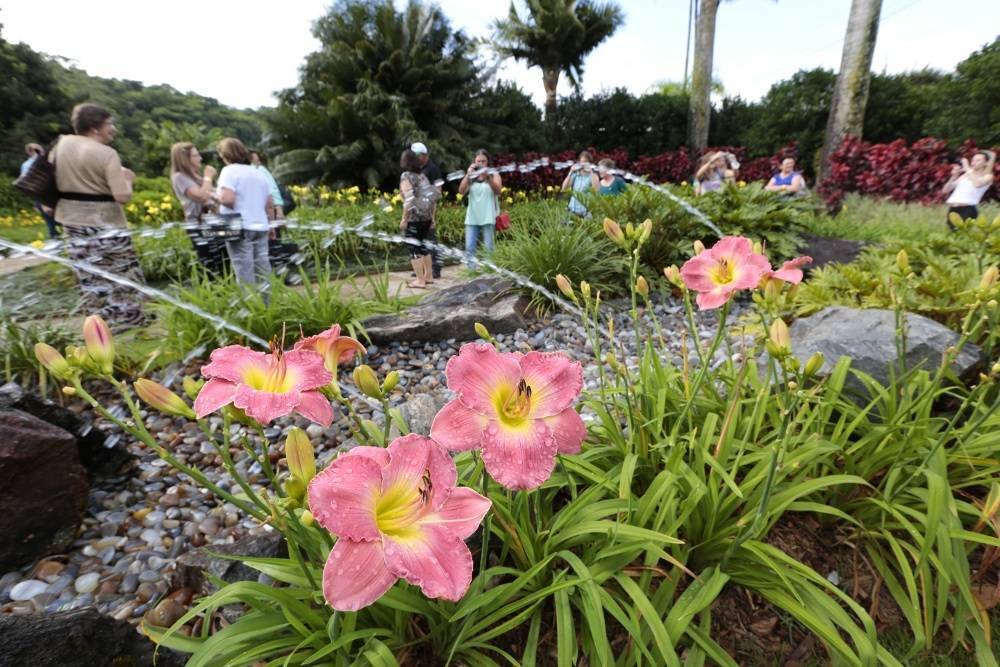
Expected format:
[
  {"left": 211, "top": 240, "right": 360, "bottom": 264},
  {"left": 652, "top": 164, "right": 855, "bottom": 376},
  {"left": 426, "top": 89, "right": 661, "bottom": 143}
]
[
  {"left": 942, "top": 150, "right": 995, "bottom": 227},
  {"left": 458, "top": 149, "right": 502, "bottom": 269}
]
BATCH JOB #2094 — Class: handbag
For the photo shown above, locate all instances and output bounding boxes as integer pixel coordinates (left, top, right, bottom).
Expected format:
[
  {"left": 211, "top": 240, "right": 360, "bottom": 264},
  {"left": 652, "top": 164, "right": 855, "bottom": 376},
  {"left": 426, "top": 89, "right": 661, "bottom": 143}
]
[
  {"left": 13, "top": 144, "right": 59, "bottom": 208},
  {"left": 495, "top": 211, "right": 511, "bottom": 231}
]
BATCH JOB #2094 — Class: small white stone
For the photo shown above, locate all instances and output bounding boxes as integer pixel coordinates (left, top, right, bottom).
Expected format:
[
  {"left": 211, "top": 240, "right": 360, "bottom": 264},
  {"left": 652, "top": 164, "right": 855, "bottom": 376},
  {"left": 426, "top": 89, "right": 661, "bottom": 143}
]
[
  {"left": 74, "top": 573, "right": 100, "bottom": 594},
  {"left": 10, "top": 580, "right": 48, "bottom": 601}
]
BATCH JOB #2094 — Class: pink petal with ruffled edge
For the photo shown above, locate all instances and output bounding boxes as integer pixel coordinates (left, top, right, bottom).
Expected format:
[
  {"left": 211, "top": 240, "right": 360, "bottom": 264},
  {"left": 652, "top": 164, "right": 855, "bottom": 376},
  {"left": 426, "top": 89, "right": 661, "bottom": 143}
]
[
  {"left": 295, "top": 390, "right": 334, "bottom": 427},
  {"left": 322, "top": 539, "right": 396, "bottom": 611},
  {"left": 480, "top": 419, "right": 558, "bottom": 491},
  {"left": 695, "top": 289, "right": 733, "bottom": 310},
  {"left": 348, "top": 446, "right": 391, "bottom": 467},
  {"left": 679, "top": 253, "right": 720, "bottom": 292},
  {"left": 520, "top": 352, "right": 583, "bottom": 418},
  {"left": 710, "top": 236, "right": 753, "bottom": 263},
  {"left": 445, "top": 343, "right": 521, "bottom": 414},
  {"left": 732, "top": 252, "right": 772, "bottom": 290},
  {"left": 201, "top": 345, "right": 270, "bottom": 384},
  {"left": 383, "top": 525, "right": 473, "bottom": 601},
  {"left": 193, "top": 378, "right": 238, "bottom": 418},
  {"left": 422, "top": 486, "right": 492, "bottom": 540},
  {"left": 307, "top": 452, "right": 382, "bottom": 541},
  {"left": 544, "top": 408, "right": 587, "bottom": 454},
  {"left": 771, "top": 256, "right": 813, "bottom": 284},
  {"left": 232, "top": 384, "right": 301, "bottom": 425},
  {"left": 282, "top": 349, "right": 333, "bottom": 391},
  {"left": 430, "top": 400, "right": 487, "bottom": 452}
]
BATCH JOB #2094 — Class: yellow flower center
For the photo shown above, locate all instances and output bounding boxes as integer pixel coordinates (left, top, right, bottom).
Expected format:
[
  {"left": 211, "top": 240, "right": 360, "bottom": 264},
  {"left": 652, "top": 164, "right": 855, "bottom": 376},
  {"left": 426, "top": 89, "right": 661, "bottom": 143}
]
[
  {"left": 241, "top": 349, "right": 296, "bottom": 394},
  {"left": 709, "top": 258, "right": 735, "bottom": 286},
  {"left": 375, "top": 473, "right": 431, "bottom": 539},
  {"left": 495, "top": 379, "right": 533, "bottom": 428}
]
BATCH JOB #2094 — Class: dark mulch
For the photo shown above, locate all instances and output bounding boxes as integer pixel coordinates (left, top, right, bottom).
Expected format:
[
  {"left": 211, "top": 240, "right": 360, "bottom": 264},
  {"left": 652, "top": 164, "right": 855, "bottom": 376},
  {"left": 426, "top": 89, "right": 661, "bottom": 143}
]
[{"left": 799, "top": 233, "right": 866, "bottom": 270}]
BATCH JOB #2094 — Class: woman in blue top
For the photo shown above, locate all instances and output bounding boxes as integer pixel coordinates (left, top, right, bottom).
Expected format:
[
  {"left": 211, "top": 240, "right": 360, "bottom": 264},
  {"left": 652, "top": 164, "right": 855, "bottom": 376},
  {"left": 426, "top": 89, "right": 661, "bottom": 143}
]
[
  {"left": 596, "top": 158, "right": 627, "bottom": 195},
  {"left": 561, "top": 150, "right": 600, "bottom": 217},
  {"left": 458, "top": 150, "right": 502, "bottom": 269},
  {"left": 765, "top": 157, "right": 806, "bottom": 196}
]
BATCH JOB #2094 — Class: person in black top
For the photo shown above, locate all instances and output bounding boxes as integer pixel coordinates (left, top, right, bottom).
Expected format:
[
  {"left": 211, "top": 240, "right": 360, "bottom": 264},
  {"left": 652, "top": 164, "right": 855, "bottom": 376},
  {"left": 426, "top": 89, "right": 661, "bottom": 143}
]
[{"left": 412, "top": 142, "right": 443, "bottom": 279}]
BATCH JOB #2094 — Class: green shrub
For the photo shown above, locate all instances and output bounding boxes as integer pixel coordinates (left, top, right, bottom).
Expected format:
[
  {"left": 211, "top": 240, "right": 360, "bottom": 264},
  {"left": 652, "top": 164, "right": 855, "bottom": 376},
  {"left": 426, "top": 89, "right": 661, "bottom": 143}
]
[
  {"left": 0, "top": 180, "right": 32, "bottom": 213},
  {"left": 134, "top": 226, "right": 200, "bottom": 284}
]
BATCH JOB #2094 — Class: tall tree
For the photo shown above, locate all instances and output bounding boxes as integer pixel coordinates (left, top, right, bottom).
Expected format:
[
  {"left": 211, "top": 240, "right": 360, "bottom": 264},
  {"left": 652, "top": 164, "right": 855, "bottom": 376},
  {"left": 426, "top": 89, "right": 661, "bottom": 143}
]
[
  {"left": 819, "top": 0, "right": 882, "bottom": 179},
  {"left": 686, "top": 0, "right": 720, "bottom": 156},
  {"left": 493, "top": 0, "right": 624, "bottom": 129},
  {"left": 270, "top": 0, "right": 516, "bottom": 189}
]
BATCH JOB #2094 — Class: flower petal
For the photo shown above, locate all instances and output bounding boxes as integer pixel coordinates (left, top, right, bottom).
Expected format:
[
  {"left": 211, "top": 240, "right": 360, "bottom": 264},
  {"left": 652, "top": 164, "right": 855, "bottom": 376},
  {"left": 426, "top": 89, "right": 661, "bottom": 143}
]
[
  {"left": 772, "top": 256, "right": 813, "bottom": 284},
  {"left": 520, "top": 352, "right": 583, "bottom": 418},
  {"left": 679, "top": 253, "right": 720, "bottom": 292},
  {"left": 322, "top": 539, "right": 396, "bottom": 612},
  {"left": 295, "top": 390, "right": 334, "bottom": 427},
  {"left": 731, "top": 252, "right": 772, "bottom": 289},
  {"left": 422, "top": 486, "right": 492, "bottom": 540},
  {"left": 307, "top": 452, "right": 382, "bottom": 541},
  {"left": 232, "top": 385, "right": 300, "bottom": 425},
  {"left": 445, "top": 343, "right": 521, "bottom": 414},
  {"left": 193, "top": 378, "right": 237, "bottom": 418},
  {"left": 283, "top": 349, "right": 333, "bottom": 391},
  {"left": 201, "top": 345, "right": 270, "bottom": 384},
  {"left": 544, "top": 408, "right": 587, "bottom": 454},
  {"left": 383, "top": 525, "right": 473, "bottom": 601},
  {"left": 710, "top": 236, "right": 753, "bottom": 264},
  {"left": 348, "top": 446, "right": 391, "bottom": 468},
  {"left": 382, "top": 435, "right": 456, "bottom": 504},
  {"left": 430, "top": 400, "right": 487, "bottom": 452},
  {"left": 480, "top": 419, "right": 557, "bottom": 491},
  {"left": 292, "top": 324, "right": 341, "bottom": 353},
  {"left": 695, "top": 289, "right": 732, "bottom": 310}
]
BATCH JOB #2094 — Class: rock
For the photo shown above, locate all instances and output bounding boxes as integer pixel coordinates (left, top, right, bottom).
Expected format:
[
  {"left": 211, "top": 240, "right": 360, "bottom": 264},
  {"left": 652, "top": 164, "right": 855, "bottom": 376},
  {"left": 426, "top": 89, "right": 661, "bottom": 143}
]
[
  {"left": 786, "top": 307, "right": 981, "bottom": 393},
  {"left": 363, "top": 278, "right": 529, "bottom": 344},
  {"left": 143, "top": 598, "right": 186, "bottom": 629},
  {"left": 0, "top": 607, "right": 185, "bottom": 667},
  {"left": 399, "top": 393, "right": 445, "bottom": 437},
  {"left": 797, "top": 233, "right": 865, "bottom": 270},
  {"left": 0, "top": 383, "right": 134, "bottom": 480},
  {"left": 73, "top": 572, "right": 100, "bottom": 594},
  {"left": 0, "top": 410, "right": 89, "bottom": 570},
  {"left": 170, "top": 531, "right": 286, "bottom": 596},
  {"left": 10, "top": 580, "right": 49, "bottom": 602}
]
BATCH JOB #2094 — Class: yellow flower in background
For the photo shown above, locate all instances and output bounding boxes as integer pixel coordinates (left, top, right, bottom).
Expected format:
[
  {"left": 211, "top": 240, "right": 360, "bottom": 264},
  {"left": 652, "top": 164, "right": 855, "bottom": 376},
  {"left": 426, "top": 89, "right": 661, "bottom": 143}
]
[
  {"left": 455, "top": 193, "right": 463, "bottom": 201},
  {"left": 382, "top": 205, "right": 394, "bottom": 214},
  {"left": 738, "top": 180, "right": 747, "bottom": 188},
  {"left": 30, "top": 239, "right": 45, "bottom": 249},
  {"left": 505, "top": 197, "right": 513, "bottom": 205}
]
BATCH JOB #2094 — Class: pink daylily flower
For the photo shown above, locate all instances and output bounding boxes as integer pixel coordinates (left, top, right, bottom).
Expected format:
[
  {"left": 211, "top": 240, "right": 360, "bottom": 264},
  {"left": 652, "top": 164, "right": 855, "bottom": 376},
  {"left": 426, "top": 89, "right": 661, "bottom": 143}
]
[
  {"left": 680, "top": 236, "right": 772, "bottom": 310},
  {"left": 430, "top": 344, "right": 586, "bottom": 491},
  {"left": 292, "top": 324, "right": 367, "bottom": 377},
  {"left": 193, "top": 342, "right": 333, "bottom": 426},
  {"left": 307, "top": 435, "right": 491, "bottom": 611},
  {"left": 767, "top": 256, "right": 813, "bottom": 285}
]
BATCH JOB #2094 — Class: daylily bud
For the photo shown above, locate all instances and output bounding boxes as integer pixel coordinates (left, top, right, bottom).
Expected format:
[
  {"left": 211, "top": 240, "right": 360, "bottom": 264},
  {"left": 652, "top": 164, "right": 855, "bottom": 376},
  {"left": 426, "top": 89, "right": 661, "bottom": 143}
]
[
  {"left": 82, "top": 315, "right": 115, "bottom": 375},
  {"left": 182, "top": 376, "right": 204, "bottom": 401},
  {"left": 604, "top": 351, "right": 618, "bottom": 369},
  {"left": 62, "top": 386, "right": 76, "bottom": 396},
  {"left": 580, "top": 281, "right": 591, "bottom": 299},
  {"left": 896, "top": 249, "right": 909, "bottom": 272},
  {"left": 625, "top": 222, "right": 636, "bottom": 239},
  {"left": 752, "top": 241, "right": 763, "bottom": 255},
  {"left": 383, "top": 370, "right": 400, "bottom": 393},
  {"left": 787, "top": 380, "right": 798, "bottom": 391},
  {"left": 979, "top": 266, "right": 998, "bottom": 290},
  {"left": 603, "top": 218, "right": 624, "bottom": 244},
  {"left": 992, "top": 361, "right": 1000, "bottom": 375},
  {"left": 134, "top": 379, "right": 196, "bottom": 419},
  {"left": 988, "top": 300, "right": 998, "bottom": 309},
  {"left": 284, "top": 427, "right": 316, "bottom": 486},
  {"left": 762, "top": 276, "right": 782, "bottom": 300},
  {"left": 804, "top": 351, "right": 825, "bottom": 376},
  {"left": 693, "top": 240, "right": 705, "bottom": 255},
  {"left": 639, "top": 219, "right": 652, "bottom": 243},
  {"left": 663, "top": 265, "right": 682, "bottom": 287},
  {"left": 353, "top": 364, "right": 383, "bottom": 399},
  {"left": 67, "top": 346, "right": 89, "bottom": 367},
  {"left": 635, "top": 276, "right": 649, "bottom": 297},
  {"left": 555, "top": 274, "right": 575, "bottom": 299},
  {"left": 34, "top": 343, "right": 71, "bottom": 379},
  {"left": 284, "top": 477, "right": 305, "bottom": 502},
  {"left": 300, "top": 509, "right": 315, "bottom": 527},
  {"left": 769, "top": 319, "right": 790, "bottom": 352},
  {"left": 474, "top": 322, "right": 491, "bottom": 340}
]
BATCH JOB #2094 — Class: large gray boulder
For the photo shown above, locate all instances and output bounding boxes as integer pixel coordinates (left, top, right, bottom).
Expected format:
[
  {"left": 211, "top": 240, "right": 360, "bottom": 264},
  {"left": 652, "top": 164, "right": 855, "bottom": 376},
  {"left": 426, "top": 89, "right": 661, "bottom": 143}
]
[
  {"left": 0, "top": 410, "right": 89, "bottom": 570},
  {"left": 788, "top": 307, "right": 981, "bottom": 391},
  {"left": 363, "top": 278, "right": 528, "bottom": 344}
]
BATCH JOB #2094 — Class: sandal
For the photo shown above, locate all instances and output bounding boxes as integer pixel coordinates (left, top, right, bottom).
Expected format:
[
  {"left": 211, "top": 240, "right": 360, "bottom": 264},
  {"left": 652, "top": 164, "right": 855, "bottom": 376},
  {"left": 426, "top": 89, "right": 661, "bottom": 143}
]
[{"left": 407, "top": 281, "right": 428, "bottom": 289}]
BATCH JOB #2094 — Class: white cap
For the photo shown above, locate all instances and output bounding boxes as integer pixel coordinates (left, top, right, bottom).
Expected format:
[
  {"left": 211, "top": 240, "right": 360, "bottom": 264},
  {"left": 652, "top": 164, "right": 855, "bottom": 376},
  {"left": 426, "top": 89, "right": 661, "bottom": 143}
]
[{"left": 410, "top": 142, "right": 428, "bottom": 155}]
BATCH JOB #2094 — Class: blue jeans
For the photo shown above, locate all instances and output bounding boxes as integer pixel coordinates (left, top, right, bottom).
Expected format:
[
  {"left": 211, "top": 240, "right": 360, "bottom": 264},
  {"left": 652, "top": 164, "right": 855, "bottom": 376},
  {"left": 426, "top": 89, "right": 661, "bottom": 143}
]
[
  {"left": 465, "top": 224, "right": 495, "bottom": 269},
  {"left": 36, "top": 203, "right": 59, "bottom": 238},
  {"left": 225, "top": 230, "right": 272, "bottom": 303}
]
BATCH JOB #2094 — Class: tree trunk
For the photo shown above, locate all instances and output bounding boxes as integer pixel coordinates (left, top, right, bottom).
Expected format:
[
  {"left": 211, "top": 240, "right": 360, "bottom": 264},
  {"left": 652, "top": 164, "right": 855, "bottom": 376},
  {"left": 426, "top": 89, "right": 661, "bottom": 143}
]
[
  {"left": 542, "top": 67, "right": 560, "bottom": 135},
  {"left": 819, "top": 0, "right": 883, "bottom": 180},
  {"left": 686, "top": 0, "right": 720, "bottom": 158}
]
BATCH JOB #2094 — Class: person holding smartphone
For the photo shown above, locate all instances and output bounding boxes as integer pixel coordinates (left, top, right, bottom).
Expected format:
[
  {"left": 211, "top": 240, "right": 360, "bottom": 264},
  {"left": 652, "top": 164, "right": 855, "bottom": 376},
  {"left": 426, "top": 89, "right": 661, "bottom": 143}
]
[
  {"left": 458, "top": 149, "right": 502, "bottom": 269},
  {"left": 942, "top": 150, "right": 995, "bottom": 228},
  {"left": 561, "top": 150, "right": 600, "bottom": 218}
]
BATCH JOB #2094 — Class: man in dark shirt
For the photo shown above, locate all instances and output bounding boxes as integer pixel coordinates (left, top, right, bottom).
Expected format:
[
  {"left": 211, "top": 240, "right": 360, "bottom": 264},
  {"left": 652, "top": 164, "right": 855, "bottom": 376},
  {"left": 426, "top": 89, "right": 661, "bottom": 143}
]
[{"left": 411, "top": 142, "right": 443, "bottom": 278}]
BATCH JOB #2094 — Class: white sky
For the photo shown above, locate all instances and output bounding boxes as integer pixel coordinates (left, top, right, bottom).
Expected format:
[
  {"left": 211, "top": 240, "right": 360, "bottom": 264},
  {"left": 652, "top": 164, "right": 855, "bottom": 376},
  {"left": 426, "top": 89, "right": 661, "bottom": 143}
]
[{"left": 1, "top": 0, "right": 997, "bottom": 110}]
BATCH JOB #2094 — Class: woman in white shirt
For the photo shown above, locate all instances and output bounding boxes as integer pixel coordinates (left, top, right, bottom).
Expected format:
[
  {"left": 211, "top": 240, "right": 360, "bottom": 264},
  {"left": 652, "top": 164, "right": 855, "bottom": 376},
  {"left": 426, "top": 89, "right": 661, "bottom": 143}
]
[
  {"left": 942, "top": 150, "right": 995, "bottom": 228},
  {"left": 215, "top": 138, "right": 274, "bottom": 299}
]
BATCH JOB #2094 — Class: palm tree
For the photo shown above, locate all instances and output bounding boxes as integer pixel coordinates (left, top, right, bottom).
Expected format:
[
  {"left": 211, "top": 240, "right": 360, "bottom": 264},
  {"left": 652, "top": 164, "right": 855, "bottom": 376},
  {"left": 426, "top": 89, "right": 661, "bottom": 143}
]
[
  {"left": 686, "top": 0, "right": 721, "bottom": 155},
  {"left": 819, "top": 0, "right": 883, "bottom": 179},
  {"left": 493, "top": 0, "right": 624, "bottom": 129}
]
